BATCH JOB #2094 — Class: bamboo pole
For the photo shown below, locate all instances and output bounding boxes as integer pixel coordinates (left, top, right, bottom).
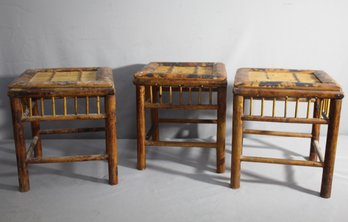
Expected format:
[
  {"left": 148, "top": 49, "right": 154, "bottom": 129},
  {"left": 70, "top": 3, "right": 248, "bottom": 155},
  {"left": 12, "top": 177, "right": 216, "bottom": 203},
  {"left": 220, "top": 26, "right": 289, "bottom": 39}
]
[
  {"left": 52, "top": 96, "right": 56, "bottom": 116},
  {"left": 272, "top": 98, "right": 276, "bottom": 117},
  {"left": 97, "top": 96, "right": 101, "bottom": 114},
  {"left": 261, "top": 97, "right": 264, "bottom": 116},
  {"left": 63, "top": 97, "right": 67, "bottom": 116}
]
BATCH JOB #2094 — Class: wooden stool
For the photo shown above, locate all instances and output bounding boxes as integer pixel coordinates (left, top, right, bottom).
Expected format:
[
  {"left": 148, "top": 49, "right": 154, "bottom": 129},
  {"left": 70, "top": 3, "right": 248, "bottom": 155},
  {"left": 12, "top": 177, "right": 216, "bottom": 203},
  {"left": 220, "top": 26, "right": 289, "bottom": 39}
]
[
  {"left": 133, "top": 62, "right": 227, "bottom": 173},
  {"left": 231, "top": 68, "right": 344, "bottom": 198},
  {"left": 8, "top": 67, "right": 118, "bottom": 192}
]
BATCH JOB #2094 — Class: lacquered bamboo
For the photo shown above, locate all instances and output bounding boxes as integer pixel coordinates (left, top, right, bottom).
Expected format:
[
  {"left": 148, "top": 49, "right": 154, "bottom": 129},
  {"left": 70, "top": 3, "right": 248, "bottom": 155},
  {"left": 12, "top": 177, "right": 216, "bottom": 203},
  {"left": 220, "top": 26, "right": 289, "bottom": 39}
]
[
  {"left": 321, "top": 99, "right": 342, "bottom": 198},
  {"left": 40, "top": 127, "right": 105, "bottom": 135},
  {"left": 180, "top": 86, "right": 183, "bottom": 104},
  {"left": 306, "top": 98, "right": 311, "bottom": 118},
  {"left": 28, "top": 154, "right": 108, "bottom": 164},
  {"left": 40, "top": 97, "right": 44, "bottom": 116},
  {"left": 97, "top": 96, "right": 101, "bottom": 114},
  {"left": 249, "top": 97, "right": 253, "bottom": 115},
  {"left": 272, "top": 97, "right": 276, "bottom": 117},
  {"left": 63, "top": 97, "right": 67, "bottom": 116},
  {"left": 231, "top": 95, "right": 243, "bottom": 189},
  {"left": 261, "top": 97, "right": 264, "bottom": 116},
  {"left": 145, "top": 140, "right": 216, "bottom": 148},
  {"left": 29, "top": 97, "right": 33, "bottom": 117},
  {"left": 10, "top": 97, "right": 30, "bottom": 192},
  {"left": 242, "top": 115, "right": 328, "bottom": 124},
  {"left": 159, "top": 118, "right": 217, "bottom": 124},
  {"left": 144, "top": 103, "right": 218, "bottom": 110},
  {"left": 243, "top": 129, "right": 312, "bottom": 138},
  {"left": 22, "top": 114, "right": 106, "bottom": 122},
  {"left": 295, "top": 98, "right": 299, "bottom": 118},
  {"left": 284, "top": 96, "right": 288, "bottom": 117},
  {"left": 105, "top": 95, "right": 118, "bottom": 185},
  {"left": 241, "top": 156, "right": 323, "bottom": 167},
  {"left": 159, "top": 86, "right": 163, "bottom": 103},
  {"left": 209, "top": 88, "right": 212, "bottom": 104},
  {"left": 86, "top": 96, "right": 89, "bottom": 114},
  {"left": 309, "top": 98, "right": 321, "bottom": 161},
  {"left": 169, "top": 86, "right": 172, "bottom": 104},
  {"left": 216, "top": 87, "right": 226, "bottom": 173},
  {"left": 52, "top": 96, "right": 56, "bottom": 116},
  {"left": 74, "top": 96, "right": 78, "bottom": 114},
  {"left": 150, "top": 85, "right": 153, "bottom": 103},
  {"left": 136, "top": 85, "right": 146, "bottom": 170},
  {"left": 189, "top": 87, "right": 192, "bottom": 104},
  {"left": 30, "top": 100, "right": 42, "bottom": 157}
]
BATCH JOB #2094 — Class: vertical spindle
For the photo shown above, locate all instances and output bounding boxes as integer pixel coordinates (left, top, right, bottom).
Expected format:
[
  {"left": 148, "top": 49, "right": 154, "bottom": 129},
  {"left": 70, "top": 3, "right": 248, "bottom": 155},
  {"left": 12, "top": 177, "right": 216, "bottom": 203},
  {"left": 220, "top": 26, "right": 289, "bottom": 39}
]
[
  {"left": 63, "top": 97, "right": 67, "bottom": 116},
  {"left": 74, "top": 96, "right": 78, "bottom": 115},
  {"left": 284, "top": 96, "right": 288, "bottom": 117},
  {"left": 295, "top": 98, "right": 299, "bottom": 118},
  {"left": 209, "top": 87, "right": 212, "bottom": 105},
  {"left": 86, "top": 96, "right": 89, "bottom": 114},
  {"left": 189, "top": 87, "right": 192, "bottom": 105},
  {"left": 249, "top": 97, "right": 253, "bottom": 116},
  {"left": 179, "top": 86, "right": 183, "bottom": 104},
  {"left": 29, "top": 97, "right": 33, "bottom": 117},
  {"left": 52, "top": 96, "right": 56, "bottom": 116},
  {"left": 306, "top": 98, "right": 311, "bottom": 118},
  {"left": 198, "top": 87, "right": 202, "bottom": 104},
  {"left": 261, "top": 97, "right": 264, "bottom": 116},
  {"left": 40, "top": 97, "right": 44, "bottom": 116},
  {"left": 150, "top": 86, "right": 153, "bottom": 103},
  {"left": 159, "top": 86, "right": 163, "bottom": 103},
  {"left": 169, "top": 86, "right": 173, "bottom": 104},
  {"left": 97, "top": 96, "right": 101, "bottom": 114},
  {"left": 272, "top": 98, "right": 276, "bottom": 117}
]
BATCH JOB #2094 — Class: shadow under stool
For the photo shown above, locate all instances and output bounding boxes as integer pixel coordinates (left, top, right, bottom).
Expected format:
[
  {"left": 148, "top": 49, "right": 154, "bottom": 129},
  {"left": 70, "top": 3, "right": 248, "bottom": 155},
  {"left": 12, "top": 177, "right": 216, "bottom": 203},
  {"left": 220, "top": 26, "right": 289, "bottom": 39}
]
[
  {"left": 230, "top": 68, "right": 344, "bottom": 198},
  {"left": 8, "top": 67, "right": 118, "bottom": 192}
]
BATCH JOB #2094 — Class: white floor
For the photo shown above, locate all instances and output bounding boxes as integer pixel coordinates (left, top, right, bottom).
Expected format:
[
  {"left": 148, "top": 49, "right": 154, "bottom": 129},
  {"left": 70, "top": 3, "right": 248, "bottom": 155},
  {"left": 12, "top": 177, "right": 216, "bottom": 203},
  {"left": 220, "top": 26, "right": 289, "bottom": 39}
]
[{"left": 1, "top": 136, "right": 347, "bottom": 222}]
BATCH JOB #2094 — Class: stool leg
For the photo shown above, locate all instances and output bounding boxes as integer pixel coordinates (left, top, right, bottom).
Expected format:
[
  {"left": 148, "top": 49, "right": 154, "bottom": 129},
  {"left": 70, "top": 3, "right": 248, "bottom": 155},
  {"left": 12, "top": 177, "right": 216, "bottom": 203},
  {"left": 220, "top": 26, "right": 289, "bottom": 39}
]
[
  {"left": 10, "top": 97, "right": 30, "bottom": 192},
  {"left": 231, "top": 95, "right": 243, "bottom": 189},
  {"left": 31, "top": 99, "right": 42, "bottom": 158},
  {"left": 151, "top": 86, "right": 159, "bottom": 141},
  {"left": 216, "top": 87, "right": 226, "bottom": 173},
  {"left": 309, "top": 98, "right": 321, "bottom": 161},
  {"left": 136, "top": 85, "right": 146, "bottom": 170},
  {"left": 105, "top": 95, "right": 118, "bottom": 185},
  {"left": 320, "top": 99, "right": 342, "bottom": 198}
]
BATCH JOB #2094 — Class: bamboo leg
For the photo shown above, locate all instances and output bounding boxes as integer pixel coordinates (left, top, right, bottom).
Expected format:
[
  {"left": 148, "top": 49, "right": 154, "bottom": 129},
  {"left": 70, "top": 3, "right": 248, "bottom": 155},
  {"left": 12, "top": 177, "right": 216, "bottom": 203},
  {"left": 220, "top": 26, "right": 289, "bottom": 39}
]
[
  {"left": 30, "top": 99, "right": 42, "bottom": 158},
  {"left": 216, "top": 87, "right": 226, "bottom": 173},
  {"left": 10, "top": 97, "right": 30, "bottom": 192},
  {"left": 151, "top": 86, "right": 159, "bottom": 141},
  {"left": 136, "top": 85, "right": 146, "bottom": 170},
  {"left": 309, "top": 98, "right": 321, "bottom": 161},
  {"left": 231, "top": 95, "right": 243, "bottom": 189},
  {"left": 320, "top": 99, "right": 342, "bottom": 198},
  {"left": 105, "top": 95, "right": 118, "bottom": 185}
]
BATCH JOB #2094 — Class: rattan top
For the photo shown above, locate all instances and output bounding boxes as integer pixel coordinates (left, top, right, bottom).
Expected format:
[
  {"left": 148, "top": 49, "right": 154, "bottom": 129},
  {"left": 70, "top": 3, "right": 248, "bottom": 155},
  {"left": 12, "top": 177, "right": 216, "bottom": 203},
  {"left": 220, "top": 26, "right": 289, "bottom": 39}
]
[
  {"left": 8, "top": 67, "right": 114, "bottom": 96},
  {"left": 133, "top": 62, "right": 227, "bottom": 86},
  {"left": 235, "top": 68, "right": 342, "bottom": 90}
]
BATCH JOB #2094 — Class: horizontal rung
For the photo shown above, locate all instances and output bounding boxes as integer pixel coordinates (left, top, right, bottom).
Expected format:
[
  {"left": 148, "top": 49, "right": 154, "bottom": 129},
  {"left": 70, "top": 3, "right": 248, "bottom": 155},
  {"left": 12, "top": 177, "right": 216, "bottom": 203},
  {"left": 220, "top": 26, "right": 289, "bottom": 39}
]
[
  {"left": 22, "top": 114, "right": 107, "bottom": 122},
  {"left": 243, "top": 129, "right": 312, "bottom": 138},
  {"left": 312, "top": 140, "right": 324, "bottom": 163},
  {"left": 40, "top": 127, "right": 105, "bottom": 135},
  {"left": 241, "top": 156, "right": 323, "bottom": 167},
  {"left": 144, "top": 103, "right": 218, "bottom": 110},
  {"left": 27, "top": 154, "right": 108, "bottom": 164},
  {"left": 145, "top": 140, "right": 216, "bottom": 148},
  {"left": 159, "top": 118, "right": 217, "bottom": 124},
  {"left": 242, "top": 116, "right": 328, "bottom": 124}
]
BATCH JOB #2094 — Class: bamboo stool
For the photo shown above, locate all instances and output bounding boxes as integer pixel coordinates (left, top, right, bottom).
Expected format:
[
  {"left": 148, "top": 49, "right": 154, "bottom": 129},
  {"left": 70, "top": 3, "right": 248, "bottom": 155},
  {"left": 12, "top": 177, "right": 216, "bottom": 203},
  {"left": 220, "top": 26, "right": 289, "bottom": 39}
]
[
  {"left": 231, "top": 68, "right": 344, "bottom": 198},
  {"left": 8, "top": 67, "right": 117, "bottom": 192},
  {"left": 133, "top": 62, "right": 227, "bottom": 173}
]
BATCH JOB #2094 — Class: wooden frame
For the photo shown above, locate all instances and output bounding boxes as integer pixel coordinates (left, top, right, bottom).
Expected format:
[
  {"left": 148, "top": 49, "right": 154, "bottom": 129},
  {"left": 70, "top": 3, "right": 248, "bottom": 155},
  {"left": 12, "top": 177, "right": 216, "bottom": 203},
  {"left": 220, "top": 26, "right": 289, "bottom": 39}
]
[
  {"left": 231, "top": 68, "right": 344, "bottom": 198},
  {"left": 134, "top": 62, "right": 227, "bottom": 173},
  {"left": 8, "top": 67, "right": 118, "bottom": 192}
]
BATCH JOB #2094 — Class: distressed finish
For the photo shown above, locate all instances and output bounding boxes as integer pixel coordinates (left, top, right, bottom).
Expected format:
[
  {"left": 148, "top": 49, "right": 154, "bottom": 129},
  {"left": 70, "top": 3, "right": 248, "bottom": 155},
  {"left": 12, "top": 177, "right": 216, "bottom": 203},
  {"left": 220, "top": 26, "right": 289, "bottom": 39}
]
[
  {"left": 231, "top": 68, "right": 344, "bottom": 198},
  {"left": 134, "top": 62, "right": 227, "bottom": 173},
  {"left": 8, "top": 67, "right": 118, "bottom": 192}
]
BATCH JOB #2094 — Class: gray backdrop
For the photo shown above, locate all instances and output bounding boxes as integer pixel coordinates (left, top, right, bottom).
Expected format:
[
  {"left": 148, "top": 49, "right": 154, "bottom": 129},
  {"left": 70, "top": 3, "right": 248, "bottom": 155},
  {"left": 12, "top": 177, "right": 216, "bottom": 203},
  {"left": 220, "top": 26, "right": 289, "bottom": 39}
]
[{"left": 0, "top": 0, "right": 347, "bottom": 139}]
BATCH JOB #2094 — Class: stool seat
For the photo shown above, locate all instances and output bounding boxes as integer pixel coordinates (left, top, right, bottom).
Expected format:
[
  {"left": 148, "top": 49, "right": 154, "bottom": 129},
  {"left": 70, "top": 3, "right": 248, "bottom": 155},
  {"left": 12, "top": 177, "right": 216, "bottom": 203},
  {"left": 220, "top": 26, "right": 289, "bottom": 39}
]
[
  {"left": 231, "top": 67, "right": 344, "bottom": 198},
  {"left": 8, "top": 67, "right": 118, "bottom": 192},
  {"left": 8, "top": 67, "right": 114, "bottom": 96},
  {"left": 133, "top": 62, "right": 226, "bottom": 86}
]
